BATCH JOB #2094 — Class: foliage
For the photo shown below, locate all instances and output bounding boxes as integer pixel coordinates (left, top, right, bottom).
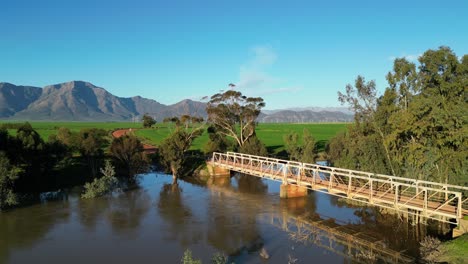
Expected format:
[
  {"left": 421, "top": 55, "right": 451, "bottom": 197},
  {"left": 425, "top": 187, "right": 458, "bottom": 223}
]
[
  {"left": 203, "top": 125, "right": 232, "bottom": 155},
  {"left": 109, "top": 135, "right": 149, "bottom": 177},
  {"left": 159, "top": 116, "right": 204, "bottom": 180},
  {"left": 0, "top": 153, "right": 21, "bottom": 209},
  {"left": 181, "top": 250, "right": 202, "bottom": 264},
  {"left": 301, "top": 129, "right": 317, "bottom": 163},
  {"left": 75, "top": 128, "right": 108, "bottom": 177},
  {"left": 283, "top": 128, "right": 318, "bottom": 163},
  {"left": 283, "top": 131, "right": 301, "bottom": 161},
  {"left": 180, "top": 250, "right": 228, "bottom": 264},
  {"left": 330, "top": 46, "right": 467, "bottom": 186},
  {"left": 142, "top": 113, "right": 156, "bottom": 128},
  {"left": 237, "top": 134, "right": 267, "bottom": 156},
  {"left": 81, "top": 160, "right": 119, "bottom": 199},
  {"left": 419, "top": 236, "right": 442, "bottom": 263},
  {"left": 206, "top": 89, "right": 265, "bottom": 148},
  {"left": 211, "top": 253, "right": 228, "bottom": 264}
]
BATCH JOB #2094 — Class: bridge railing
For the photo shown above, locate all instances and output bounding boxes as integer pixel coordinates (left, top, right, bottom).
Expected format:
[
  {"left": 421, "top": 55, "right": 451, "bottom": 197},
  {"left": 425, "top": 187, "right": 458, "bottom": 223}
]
[{"left": 211, "top": 152, "right": 467, "bottom": 222}]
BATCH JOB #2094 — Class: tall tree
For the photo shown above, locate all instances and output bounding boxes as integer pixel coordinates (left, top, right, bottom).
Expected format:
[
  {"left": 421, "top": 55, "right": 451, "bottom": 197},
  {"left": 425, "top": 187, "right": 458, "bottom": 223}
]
[
  {"left": 206, "top": 90, "right": 265, "bottom": 148},
  {"left": 330, "top": 46, "right": 467, "bottom": 186},
  {"left": 283, "top": 129, "right": 318, "bottom": 163},
  {"left": 110, "top": 135, "right": 149, "bottom": 177},
  {"left": 338, "top": 76, "right": 397, "bottom": 175},
  {"left": 76, "top": 128, "right": 108, "bottom": 177},
  {"left": 283, "top": 131, "right": 301, "bottom": 161},
  {"left": 159, "top": 116, "right": 204, "bottom": 182}
]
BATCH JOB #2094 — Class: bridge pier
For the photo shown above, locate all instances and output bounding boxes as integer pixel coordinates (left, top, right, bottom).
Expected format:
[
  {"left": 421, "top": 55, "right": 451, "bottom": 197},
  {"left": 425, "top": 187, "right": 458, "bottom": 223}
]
[
  {"left": 280, "top": 184, "right": 308, "bottom": 199},
  {"left": 206, "top": 163, "right": 231, "bottom": 176}
]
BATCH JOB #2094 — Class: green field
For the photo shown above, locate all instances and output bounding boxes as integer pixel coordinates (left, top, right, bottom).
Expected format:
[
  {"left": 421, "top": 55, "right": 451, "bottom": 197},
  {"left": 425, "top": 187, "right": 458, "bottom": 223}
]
[
  {"left": 1, "top": 121, "right": 143, "bottom": 139},
  {"left": 135, "top": 123, "right": 348, "bottom": 154},
  {"left": 1, "top": 121, "right": 348, "bottom": 154}
]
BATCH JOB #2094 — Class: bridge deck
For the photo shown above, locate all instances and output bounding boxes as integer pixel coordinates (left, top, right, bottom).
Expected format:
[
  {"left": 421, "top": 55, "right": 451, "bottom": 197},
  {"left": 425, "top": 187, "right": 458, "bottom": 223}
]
[{"left": 211, "top": 152, "right": 468, "bottom": 225}]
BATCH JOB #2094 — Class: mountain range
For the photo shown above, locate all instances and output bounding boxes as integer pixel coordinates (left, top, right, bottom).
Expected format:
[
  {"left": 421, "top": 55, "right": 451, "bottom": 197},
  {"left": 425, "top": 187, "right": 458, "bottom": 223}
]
[{"left": 0, "top": 81, "right": 353, "bottom": 122}]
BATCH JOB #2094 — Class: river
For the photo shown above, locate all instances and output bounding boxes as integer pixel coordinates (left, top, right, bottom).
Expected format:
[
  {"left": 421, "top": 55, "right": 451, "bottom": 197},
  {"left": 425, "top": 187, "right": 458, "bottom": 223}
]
[{"left": 0, "top": 172, "right": 442, "bottom": 263}]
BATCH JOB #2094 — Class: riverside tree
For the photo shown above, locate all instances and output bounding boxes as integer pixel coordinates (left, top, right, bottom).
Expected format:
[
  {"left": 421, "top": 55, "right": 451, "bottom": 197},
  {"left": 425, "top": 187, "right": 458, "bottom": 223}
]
[
  {"left": 109, "top": 134, "right": 149, "bottom": 177},
  {"left": 206, "top": 89, "right": 265, "bottom": 150},
  {"left": 0, "top": 153, "right": 20, "bottom": 210},
  {"left": 159, "top": 115, "right": 204, "bottom": 182},
  {"left": 329, "top": 46, "right": 467, "bottom": 186},
  {"left": 283, "top": 128, "right": 318, "bottom": 163}
]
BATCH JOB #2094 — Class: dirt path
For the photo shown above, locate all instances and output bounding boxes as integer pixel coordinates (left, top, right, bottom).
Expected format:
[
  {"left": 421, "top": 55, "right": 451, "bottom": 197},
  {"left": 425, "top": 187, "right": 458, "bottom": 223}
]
[{"left": 112, "top": 129, "right": 157, "bottom": 154}]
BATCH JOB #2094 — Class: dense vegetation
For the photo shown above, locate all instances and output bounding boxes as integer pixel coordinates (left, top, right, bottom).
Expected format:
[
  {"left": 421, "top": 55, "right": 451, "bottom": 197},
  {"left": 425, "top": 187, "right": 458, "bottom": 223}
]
[
  {"left": 328, "top": 46, "right": 467, "bottom": 186},
  {"left": 0, "top": 122, "right": 148, "bottom": 210}
]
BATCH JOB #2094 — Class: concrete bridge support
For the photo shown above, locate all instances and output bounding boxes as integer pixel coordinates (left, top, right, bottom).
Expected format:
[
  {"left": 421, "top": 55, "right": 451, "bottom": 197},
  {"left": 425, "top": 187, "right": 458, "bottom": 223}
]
[
  {"left": 206, "top": 163, "right": 231, "bottom": 176},
  {"left": 280, "top": 184, "right": 308, "bottom": 199}
]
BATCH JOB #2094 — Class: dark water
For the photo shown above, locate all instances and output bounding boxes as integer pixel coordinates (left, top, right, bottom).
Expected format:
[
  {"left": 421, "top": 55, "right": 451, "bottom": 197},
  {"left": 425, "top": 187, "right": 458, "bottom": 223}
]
[{"left": 1, "top": 172, "right": 441, "bottom": 264}]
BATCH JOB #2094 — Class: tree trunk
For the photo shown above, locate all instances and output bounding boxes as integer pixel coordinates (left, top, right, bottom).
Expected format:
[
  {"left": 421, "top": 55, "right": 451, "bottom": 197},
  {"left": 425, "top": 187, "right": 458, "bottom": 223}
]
[{"left": 171, "top": 164, "right": 178, "bottom": 184}]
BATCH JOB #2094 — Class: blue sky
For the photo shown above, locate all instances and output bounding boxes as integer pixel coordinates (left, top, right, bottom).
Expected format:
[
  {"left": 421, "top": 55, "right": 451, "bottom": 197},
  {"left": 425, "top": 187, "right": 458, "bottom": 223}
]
[{"left": 1, "top": 0, "right": 467, "bottom": 109}]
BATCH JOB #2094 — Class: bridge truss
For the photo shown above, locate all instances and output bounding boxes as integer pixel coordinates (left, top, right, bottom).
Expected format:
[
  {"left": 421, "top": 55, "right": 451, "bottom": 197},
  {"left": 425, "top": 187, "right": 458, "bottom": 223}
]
[{"left": 210, "top": 152, "right": 468, "bottom": 225}]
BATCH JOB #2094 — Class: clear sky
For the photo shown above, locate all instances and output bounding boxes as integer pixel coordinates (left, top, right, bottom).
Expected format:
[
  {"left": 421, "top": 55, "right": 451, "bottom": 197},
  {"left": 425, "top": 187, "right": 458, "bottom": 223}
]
[{"left": 1, "top": 0, "right": 467, "bottom": 109}]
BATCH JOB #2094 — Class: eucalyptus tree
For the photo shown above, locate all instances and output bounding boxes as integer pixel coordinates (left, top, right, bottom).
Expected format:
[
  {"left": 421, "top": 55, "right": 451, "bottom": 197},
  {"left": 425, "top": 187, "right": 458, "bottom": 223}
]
[{"left": 206, "top": 90, "right": 265, "bottom": 149}]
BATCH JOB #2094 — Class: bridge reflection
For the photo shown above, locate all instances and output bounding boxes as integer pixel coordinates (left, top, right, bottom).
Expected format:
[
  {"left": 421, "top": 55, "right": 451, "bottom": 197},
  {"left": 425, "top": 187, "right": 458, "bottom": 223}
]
[{"left": 207, "top": 175, "right": 414, "bottom": 263}]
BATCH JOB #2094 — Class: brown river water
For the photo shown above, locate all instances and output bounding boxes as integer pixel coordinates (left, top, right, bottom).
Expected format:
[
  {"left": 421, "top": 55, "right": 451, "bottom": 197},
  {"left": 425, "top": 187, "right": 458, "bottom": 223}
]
[{"left": 0, "top": 172, "right": 444, "bottom": 263}]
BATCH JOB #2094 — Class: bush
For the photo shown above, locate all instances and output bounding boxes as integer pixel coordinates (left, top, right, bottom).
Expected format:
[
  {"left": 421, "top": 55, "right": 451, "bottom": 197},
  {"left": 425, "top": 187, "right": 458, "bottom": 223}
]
[
  {"left": 420, "top": 236, "right": 442, "bottom": 263},
  {"left": 181, "top": 250, "right": 201, "bottom": 264},
  {"left": 81, "top": 161, "right": 118, "bottom": 199}
]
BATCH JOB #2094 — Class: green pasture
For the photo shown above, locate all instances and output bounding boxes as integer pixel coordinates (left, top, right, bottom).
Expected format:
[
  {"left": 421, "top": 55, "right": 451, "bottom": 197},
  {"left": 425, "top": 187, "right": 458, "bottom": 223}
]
[
  {"left": 1, "top": 121, "right": 143, "bottom": 139},
  {"left": 1, "top": 121, "right": 348, "bottom": 154},
  {"left": 136, "top": 123, "right": 348, "bottom": 154}
]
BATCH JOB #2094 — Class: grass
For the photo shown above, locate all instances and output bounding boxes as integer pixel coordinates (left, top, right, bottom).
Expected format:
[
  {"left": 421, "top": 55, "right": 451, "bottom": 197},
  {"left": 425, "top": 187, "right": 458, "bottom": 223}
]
[
  {"left": 1, "top": 121, "right": 348, "bottom": 154},
  {"left": 2, "top": 121, "right": 143, "bottom": 139},
  {"left": 437, "top": 234, "right": 468, "bottom": 264},
  {"left": 136, "top": 123, "right": 348, "bottom": 154}
]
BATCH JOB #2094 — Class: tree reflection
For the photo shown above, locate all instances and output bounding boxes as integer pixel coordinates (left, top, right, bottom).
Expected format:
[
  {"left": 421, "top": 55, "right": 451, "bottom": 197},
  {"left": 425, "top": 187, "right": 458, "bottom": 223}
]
[
  {"left": 157, "top": 183, "right": 202, "bottom": 247},
  {"left": 76, "top": 188, "right": 151, "bottom": 236},
  {"left": 206, "top": 175, "right": 267, "bottom": 256},
  {"left": 0, "top": 200, "right": 70, "bottom": 263},
  {"left": 106, "top": 189, "right": 151, "bottom": 236}
]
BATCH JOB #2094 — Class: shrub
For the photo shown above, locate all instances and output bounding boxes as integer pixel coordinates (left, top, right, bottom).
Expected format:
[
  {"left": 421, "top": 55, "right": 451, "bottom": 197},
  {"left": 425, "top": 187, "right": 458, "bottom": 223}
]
[{"left": 81, "top": 161, "right": 118, "bottom": 199}]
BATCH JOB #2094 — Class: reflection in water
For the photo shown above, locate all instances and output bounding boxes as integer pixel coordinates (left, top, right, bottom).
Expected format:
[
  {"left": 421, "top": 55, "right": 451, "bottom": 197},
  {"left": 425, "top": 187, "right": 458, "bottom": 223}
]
[
  {"left": 207, "top": 177, "right": 265, "bottom": 256},
  {"left": 0, "top": 196, "right": 70, "bottom": 263},
  {"left": 0, "top": 172, "right": 444, "bottom": 263},
  {"left": 77, "top": 188, "right": 151, "bottom": 237},
  {"left": 157, "top": 183, "right": 203, "bottom": 247}
]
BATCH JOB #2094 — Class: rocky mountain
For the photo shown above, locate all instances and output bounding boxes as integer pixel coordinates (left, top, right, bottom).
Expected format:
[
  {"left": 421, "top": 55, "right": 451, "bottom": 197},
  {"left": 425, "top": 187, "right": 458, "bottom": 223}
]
[
  {"left": 0, "top": 83, "right": 42, "bottom": 118},
  {"left": 1, "top": 81, "right": 207, "bottom": 121},
  {"left": 0, "top": 81, "right": 353, "bottom": 122}
]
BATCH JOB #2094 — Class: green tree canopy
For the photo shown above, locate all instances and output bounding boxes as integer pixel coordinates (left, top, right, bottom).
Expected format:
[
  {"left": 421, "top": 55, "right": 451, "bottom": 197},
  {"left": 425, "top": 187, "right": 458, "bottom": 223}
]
[
  {"left": 330, "top": 46, "right": 467, "bottom": 186},
  {"left": 142, "top": 114, "right": 156, "bottom": 128},
  {"left": 206, "top": 90, "right": 265, "bottom": 148}
]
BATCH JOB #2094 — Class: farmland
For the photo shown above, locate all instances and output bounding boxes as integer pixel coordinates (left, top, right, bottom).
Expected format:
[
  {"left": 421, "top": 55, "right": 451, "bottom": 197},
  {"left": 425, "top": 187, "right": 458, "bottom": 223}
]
[{"left": 1, "top": 121, "right": 348, "bottom": 154}]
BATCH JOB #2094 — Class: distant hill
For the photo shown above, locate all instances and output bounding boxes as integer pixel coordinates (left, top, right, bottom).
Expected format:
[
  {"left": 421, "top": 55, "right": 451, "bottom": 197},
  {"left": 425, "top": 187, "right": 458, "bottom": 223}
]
[
  {"left": 1, "top": 81, "right": 207, "bottom": 121},
  {"left": 0, "top": 83, "right": 42, "bottom": 118},
  {"left": 0, "top": 81, "right": 353, "bottom": 122}
]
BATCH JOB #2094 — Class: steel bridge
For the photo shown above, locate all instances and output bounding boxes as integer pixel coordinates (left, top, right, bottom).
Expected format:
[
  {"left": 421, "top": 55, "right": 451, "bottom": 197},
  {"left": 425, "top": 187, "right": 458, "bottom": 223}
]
[{"left": 210, "top": 152, "right": 468, "bottom": 225}]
